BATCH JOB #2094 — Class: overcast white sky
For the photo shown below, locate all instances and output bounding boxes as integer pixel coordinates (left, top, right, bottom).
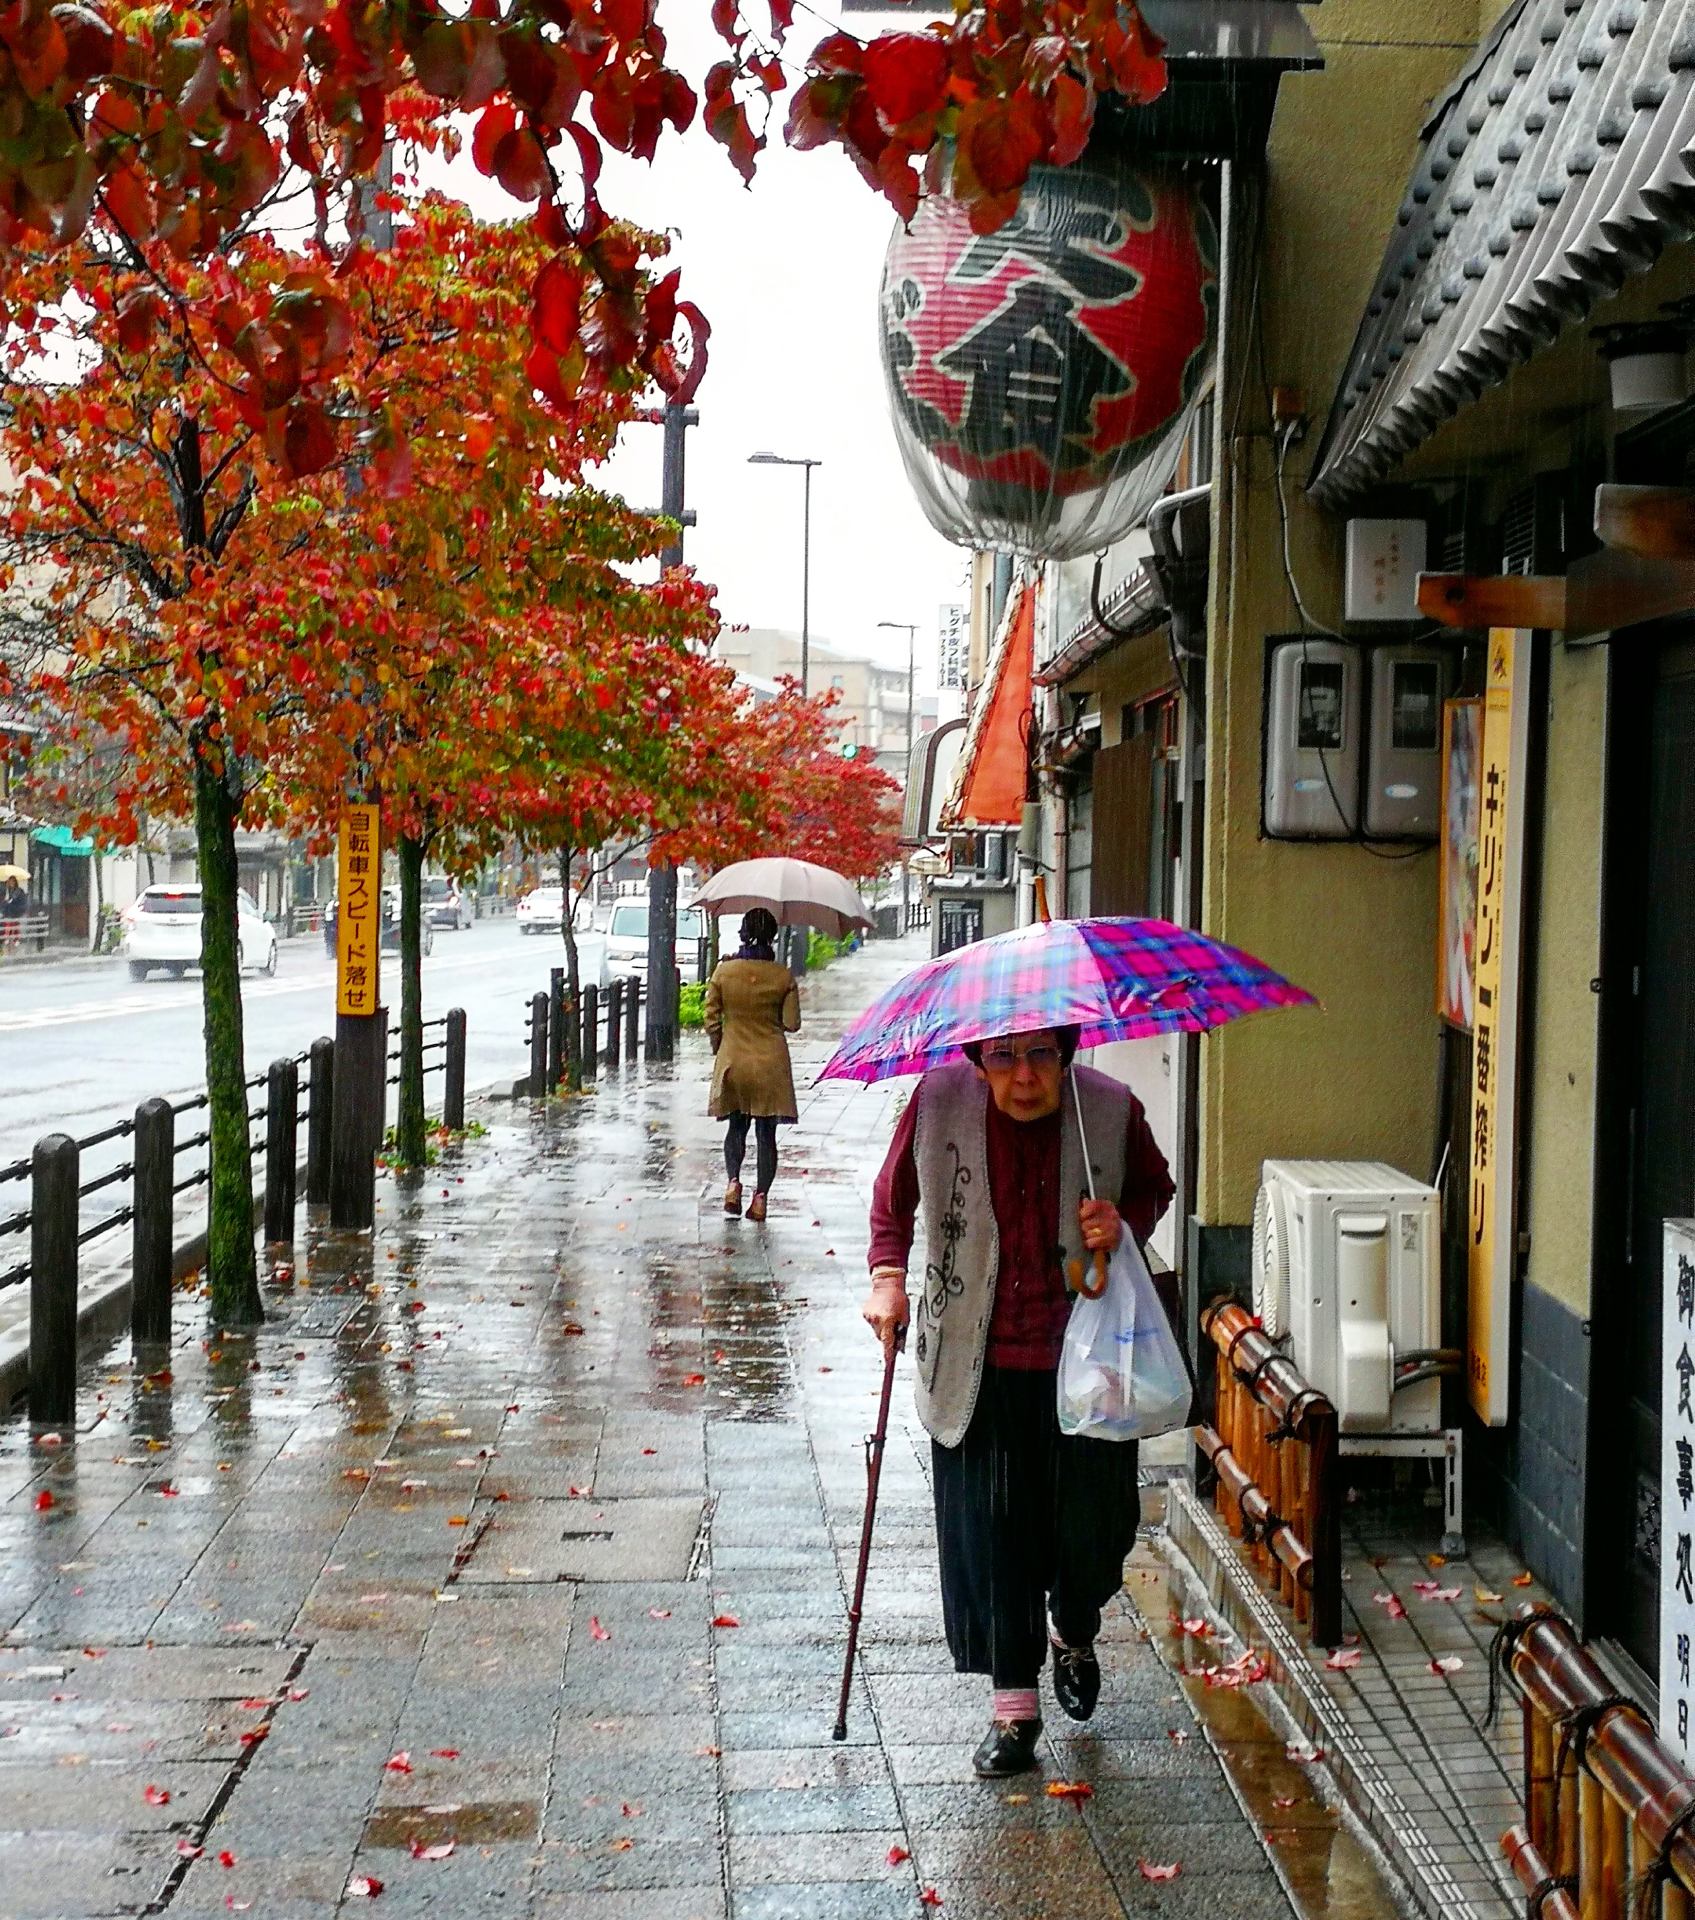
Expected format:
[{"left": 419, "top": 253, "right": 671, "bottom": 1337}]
[{"left": 429, "top": 4, "right": 969, "bottom": 686}]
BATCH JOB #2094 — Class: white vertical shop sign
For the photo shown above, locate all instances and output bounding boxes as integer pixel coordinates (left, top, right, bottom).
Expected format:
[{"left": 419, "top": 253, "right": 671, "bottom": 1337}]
[
  {"left": 938, "top": 603, "right": 967, "bottom": 691},
  {"left": 1664, "top": 1218, "right": 1695, "bottom": 1765}
]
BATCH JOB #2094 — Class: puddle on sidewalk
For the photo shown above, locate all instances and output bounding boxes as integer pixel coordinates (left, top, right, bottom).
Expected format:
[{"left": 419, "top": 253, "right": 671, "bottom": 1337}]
[
  {"left": 364, "top": 1800, "right": 539, "bottom": 1847},
  {"left": 1130, "top": 1524, "right": 1407, "bottom": 1920}
]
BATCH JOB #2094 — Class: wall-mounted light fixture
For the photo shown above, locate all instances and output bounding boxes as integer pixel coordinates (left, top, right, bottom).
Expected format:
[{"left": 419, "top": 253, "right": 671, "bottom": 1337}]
[{"left": 1594, "top": 313, "right": 1692, "bottom": 417}]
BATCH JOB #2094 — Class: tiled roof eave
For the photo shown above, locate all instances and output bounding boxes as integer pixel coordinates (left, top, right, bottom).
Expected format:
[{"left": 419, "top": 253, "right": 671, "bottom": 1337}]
[{"left": 1310, "top": 0, "right": 1695, "bottom": 510}]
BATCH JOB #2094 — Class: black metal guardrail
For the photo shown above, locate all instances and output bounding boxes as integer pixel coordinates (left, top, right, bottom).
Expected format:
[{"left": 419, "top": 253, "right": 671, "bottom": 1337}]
[
  {"left": 4, "top": 1010, "right": 469, "bottom": 1421},
  {"left": 524, "top": 973, "right": 646, "bottom": 1094}
]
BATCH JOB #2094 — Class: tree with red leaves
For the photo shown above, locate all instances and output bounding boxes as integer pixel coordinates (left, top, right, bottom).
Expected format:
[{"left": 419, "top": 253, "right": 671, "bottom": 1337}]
[
  {"left": 1, "top": 192, "right": 675, "bottom": 1319},
  {"left": 0, "top": 2, "right": 1165, "bottom": 482}
]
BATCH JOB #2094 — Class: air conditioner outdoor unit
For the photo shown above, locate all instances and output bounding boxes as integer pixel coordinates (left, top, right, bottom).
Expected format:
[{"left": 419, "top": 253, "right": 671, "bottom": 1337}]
[{"left": 1251, "top": 1160, "right": 1441, "bottom": 1435}]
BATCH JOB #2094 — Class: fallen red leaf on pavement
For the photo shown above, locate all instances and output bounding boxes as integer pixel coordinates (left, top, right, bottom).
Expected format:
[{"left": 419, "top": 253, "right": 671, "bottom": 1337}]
[
  {"left": 919, "top": 1893, "right": 943, "bottom": 1909},
  {"left": 430, "top": 1748, "right": 459, "bottom": 1759},
  {"left": 1045, "top": 1781, "right": 1093, "bottom": 1801},
  {"left": 384, "top": 1752, "right": 413, "bottom": 1774},
  {"left": 1512, "top": 1572, "right": 1534, "bottom": 1588},
  {"left": 408, "top": 1840, "right": 455, "bottom": 1860},
  {"left": 887, "top": 1845, "right": 910, "bottom": 1866},
  {"left": 287, "top": 1688, "right": 309, "bottom": 1702},
  {"left": 680, "top": 1373, "right": 706, "bottom": 1387},
  {"left": 711, "top": 1615, "right": 741, "bottom": 1629},
  {"left": 589, "top": 1617, "right": 611, "bottom": 1641},
  {"left": 226, "top": 1900, "right": 252, "bottom": 1913},
  {"left": 1429, "top": 1656, "right": 1464, "bottom": 1675},
  {"left": 346, "top": 1875, "right": 383, "bottom": 1898},
  {"left": 1286, "top": 1740, "right": 1325, "bottom": 1764},
  {"left": 620, "top": 1802, "right": 640, "bottom": 1818},
  {"left": 143, "top": 1785, "right": 170, "bottom": 1806},
  {"left": 561, "top": 1323, "right": 585, "bottom": 1336},
  {"left": 610, "top": 1838, "right": 634, "bottom": 1852},
  {"left": 238, "top": 1729, "right": 266, "bottom": 1747},
  {"left": 1138, "top": 1861, "right": 1181, "bottom": 1881},
  {"left": 1324, "top": 1648, "right": 1362, "bottom": 1670},
  {"left": 648, "top": 1608, "right": 672, "bottom": 1620},
  {"left": 33, "top": 1490, "right": 54, "bottom": 1511},
  {"left": 238, "top": 1698, "right": 273, "bottom": 1711},
  {"left": 1273, "top": 1796, "right": 1298, "bottom": 1809},
  {"left": 158, "top": 1483, "right": 180, "bottom": 1497},
  {"left": 217, "top": 1851, "right": 236, "bottom": 1868},
  {"left": 81, "top": 1648, "right": 104, "bottom": 1659},
  {"left": 641, "top": 1448, "right": 658, "bottom": 1456},
  {"left": 175, "top": 1841, "right": 203, "bottom": 1858}
]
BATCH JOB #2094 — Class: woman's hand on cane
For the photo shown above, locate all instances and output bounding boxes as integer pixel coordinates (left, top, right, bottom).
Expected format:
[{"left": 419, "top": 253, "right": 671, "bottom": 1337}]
[{"left": 863, "top": 1268, "right": 909, "bottom": 1352}]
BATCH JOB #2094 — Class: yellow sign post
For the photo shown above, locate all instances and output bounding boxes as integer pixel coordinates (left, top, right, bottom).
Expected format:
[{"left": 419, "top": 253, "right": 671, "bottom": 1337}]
[
  {"left": 336, "top": 804, "right": 381, "bottom": 1018},
  {"left": 1466, "top": 629, "right": 1526, "bottom": 1426}
]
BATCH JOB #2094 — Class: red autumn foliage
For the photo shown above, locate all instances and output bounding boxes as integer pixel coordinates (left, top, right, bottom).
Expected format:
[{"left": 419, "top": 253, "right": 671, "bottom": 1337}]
[{"left": 0, "top": 2, "right": 1165, "bottom": 477}]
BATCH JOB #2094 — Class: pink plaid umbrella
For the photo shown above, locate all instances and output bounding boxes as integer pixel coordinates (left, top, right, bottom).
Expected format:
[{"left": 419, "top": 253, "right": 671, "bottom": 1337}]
[{"left": 820, "top": 915, "right": 1316, "bottom": 1086}]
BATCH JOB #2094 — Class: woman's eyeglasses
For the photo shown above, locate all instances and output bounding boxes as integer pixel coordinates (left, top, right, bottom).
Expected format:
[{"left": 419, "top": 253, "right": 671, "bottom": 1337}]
[{"left": 979, "top": 1044, "right": 1062, "bottom": 1072}]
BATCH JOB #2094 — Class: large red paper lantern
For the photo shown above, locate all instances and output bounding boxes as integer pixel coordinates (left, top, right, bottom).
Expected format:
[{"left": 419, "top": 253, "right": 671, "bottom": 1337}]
[{"left": 880, "top": 155, "right": 1217, "bottom": 561}]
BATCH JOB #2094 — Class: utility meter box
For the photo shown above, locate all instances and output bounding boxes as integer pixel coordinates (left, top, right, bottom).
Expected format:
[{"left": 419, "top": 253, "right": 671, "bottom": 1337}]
[
  {"left": 1264, "top": 638, "right": 1360, "bottom": 839},
  {"left": 1365, "top": 645, "right": 1450, "bottom": 839}
]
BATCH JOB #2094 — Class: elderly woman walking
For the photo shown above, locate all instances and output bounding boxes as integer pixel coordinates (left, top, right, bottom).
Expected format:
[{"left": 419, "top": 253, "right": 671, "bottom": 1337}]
[
  {"left": 706, "top": 907, "right": 801, "bottom": 1223},
  {"left": 861, "top": 1026, "right": 1174, "bottom": 1778}
]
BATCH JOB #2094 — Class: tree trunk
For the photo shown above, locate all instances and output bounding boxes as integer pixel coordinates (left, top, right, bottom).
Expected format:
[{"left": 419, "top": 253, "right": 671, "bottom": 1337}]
[
  {"left": 193, "top": 756, "right": 262, "bottom": 1325},
  {"left": 558, "top": 843, "right": 582, "bottom": 1093},
  {"left": 395, "top": 832, "right": 427, "bottom": 1167},
  {"left": 88, "top": 851, "right": 103, "bottom": 954}
]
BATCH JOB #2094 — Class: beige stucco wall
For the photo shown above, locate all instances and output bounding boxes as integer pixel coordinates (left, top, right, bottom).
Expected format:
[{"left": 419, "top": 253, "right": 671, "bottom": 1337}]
[
  {"left": 1198, "top": 0, "right": 1482, "bottom": 1225},
  {"left": 1521, "top": 645, "right": 1607, "bottom": 1318}
]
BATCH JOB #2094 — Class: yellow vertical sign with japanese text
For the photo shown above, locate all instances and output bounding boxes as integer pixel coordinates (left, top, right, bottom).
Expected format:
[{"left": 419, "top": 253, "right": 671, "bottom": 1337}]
[
  {"left": 336, "top": 805, "right": 381, "bottom": 1018},
  {"left": 1467, "top": 630, "right": 1518, "bottom": 1425}
]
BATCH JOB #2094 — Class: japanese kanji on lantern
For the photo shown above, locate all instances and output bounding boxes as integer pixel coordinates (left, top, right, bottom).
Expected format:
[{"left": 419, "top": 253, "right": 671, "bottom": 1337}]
[{"left": 879, "top": 151, "right": 1217, "bottom": 561}]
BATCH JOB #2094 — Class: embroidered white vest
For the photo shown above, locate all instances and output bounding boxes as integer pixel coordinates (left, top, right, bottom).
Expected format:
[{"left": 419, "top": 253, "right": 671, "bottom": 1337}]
[{"left": 910, "top": 1062, "right": 1131, "bottom": 1447}]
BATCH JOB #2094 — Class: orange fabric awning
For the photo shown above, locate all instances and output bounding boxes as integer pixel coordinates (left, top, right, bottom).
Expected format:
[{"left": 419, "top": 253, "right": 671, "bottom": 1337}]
[{"left": 943, "top": 584, "right": 1035, "bottom": 829}]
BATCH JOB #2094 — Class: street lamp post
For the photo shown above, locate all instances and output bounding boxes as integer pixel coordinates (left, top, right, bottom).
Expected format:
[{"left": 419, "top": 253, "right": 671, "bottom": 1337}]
[
  {"left": 748, "top": 452, "right": 821, "bottom": 696},
  {"left": 878, "top": 620, "right": 919, "bottom": 934}
]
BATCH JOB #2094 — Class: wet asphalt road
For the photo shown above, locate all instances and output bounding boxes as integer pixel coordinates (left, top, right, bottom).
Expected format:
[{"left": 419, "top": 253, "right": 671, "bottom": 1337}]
[{"left": 0, "top": 919, "right": 606, "bottom": 1169}]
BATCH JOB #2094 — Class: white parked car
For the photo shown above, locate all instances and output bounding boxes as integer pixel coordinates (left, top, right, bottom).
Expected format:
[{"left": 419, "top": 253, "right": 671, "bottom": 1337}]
[
  {"left": 124, "top": 884, "right": 279, "bottom": 982},
  {"left": 604, "top": 899, "right": 708, "bottom": 978}
]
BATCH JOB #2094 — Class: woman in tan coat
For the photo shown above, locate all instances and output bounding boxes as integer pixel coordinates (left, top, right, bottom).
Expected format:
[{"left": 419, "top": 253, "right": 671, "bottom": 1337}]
[{"left": 705, "top": 908, "right": 800, "bottom": 1222}]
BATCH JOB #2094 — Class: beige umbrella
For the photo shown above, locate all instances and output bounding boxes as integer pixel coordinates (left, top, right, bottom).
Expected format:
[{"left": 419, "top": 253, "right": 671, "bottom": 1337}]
[
  {"left": 694, "top": 857, "right": 873, "bottom": 940},
  {"left": 0, "top": 865, "right": 28, "bottom": 886}
]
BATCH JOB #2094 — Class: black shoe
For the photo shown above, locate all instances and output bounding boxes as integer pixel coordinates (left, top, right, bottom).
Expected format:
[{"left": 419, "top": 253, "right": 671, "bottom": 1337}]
[
  {"left": 972, "top": 1717, "right": 1042, "bottom": 1778},
  {"left": 1051, "top": 1641, "right": 1100, "bottom": 1722}
]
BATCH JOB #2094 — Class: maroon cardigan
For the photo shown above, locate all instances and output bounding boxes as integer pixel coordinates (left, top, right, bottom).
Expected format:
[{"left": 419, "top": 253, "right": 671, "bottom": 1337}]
[{"left": 868, "top": 1084, "right": 1174, "bottom": 1370}]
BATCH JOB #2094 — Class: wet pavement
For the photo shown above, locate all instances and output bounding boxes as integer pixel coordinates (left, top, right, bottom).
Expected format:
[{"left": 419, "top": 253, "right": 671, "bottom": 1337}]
[{"left": 0, "top": 933, "right": 1408, "bottom": 1920}]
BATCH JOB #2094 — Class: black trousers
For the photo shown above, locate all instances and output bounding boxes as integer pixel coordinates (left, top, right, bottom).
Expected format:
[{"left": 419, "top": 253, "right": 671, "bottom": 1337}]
[
  {"left": 723, "top": 1113, "right": 778, "bottom": 1191},
  {"left": 932, "top": 1365, "right": 1140, "bottom": 1689}
]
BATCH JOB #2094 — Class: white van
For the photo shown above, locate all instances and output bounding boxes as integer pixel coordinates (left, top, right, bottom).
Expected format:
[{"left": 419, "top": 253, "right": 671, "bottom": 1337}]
[{"left": 603, "top": 899, "right": 707, "bottom": 978}]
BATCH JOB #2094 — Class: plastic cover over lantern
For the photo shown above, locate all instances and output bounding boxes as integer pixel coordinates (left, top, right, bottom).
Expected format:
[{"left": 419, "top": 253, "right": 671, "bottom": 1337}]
[{"left": 879, "top": 153, "right": 1217, "bottom": 562}]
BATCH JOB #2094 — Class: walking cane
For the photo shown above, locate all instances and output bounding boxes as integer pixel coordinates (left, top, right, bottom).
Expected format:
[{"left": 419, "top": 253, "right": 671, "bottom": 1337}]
[{"left": 833, "top": 1326, "right": 903, "bottom": 1741}]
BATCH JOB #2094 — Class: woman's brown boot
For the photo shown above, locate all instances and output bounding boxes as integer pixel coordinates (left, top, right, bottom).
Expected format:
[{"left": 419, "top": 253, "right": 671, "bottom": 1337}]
[
  {"left": 746, "top": 1190, "right": 768, "bottom": 1223},
  {"left": 723, "top": 1181, "right": 743, "bottom": 1216}
]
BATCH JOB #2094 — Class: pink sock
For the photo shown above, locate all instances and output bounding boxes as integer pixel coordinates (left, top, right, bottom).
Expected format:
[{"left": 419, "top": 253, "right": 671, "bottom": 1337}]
[{"left": 991, "top": 1687, "right": 1039, "bottom": 1723}]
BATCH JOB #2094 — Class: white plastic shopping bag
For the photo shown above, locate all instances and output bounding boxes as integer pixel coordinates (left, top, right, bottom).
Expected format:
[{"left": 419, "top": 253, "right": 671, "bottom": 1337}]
[{"left": 1057, "top": 1236, "right": 1192, "bottom": 1442}]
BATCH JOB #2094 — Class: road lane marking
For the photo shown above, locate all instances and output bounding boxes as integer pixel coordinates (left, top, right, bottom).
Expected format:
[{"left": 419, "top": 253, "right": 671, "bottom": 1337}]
[{"left": 0, "top": 940, "right": 574, "bottom": 1033}]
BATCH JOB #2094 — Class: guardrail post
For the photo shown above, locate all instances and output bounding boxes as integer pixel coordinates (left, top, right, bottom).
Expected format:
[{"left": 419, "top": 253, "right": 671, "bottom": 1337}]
[
  {"left": 581, "top": 985, "right": 598, "bottom": 1082},
  {"left": 605, "top": 978, "right": 623, "bottom": 1066},
  {"left": 29, "top": 1134, "right": 78, "bottom": 1424},
  {"left": 131, "top": 1099, "right": 173, "bottom": 1344},
  {"left": 624, "top": 978, "right": 640, "bottom": 1064},
  {"left": 306, "top": 1037, "right": 333, "bottom": 1205},
  {"left": 529, "top": 992, "right": 548, "bottom": 1096},
  {"left": 548, "top": 966, "right": 565, "bottom": 1091},
  {"left": 444, "top": 1008, "right": 467, "bottom": 1130},
  {"left": 264, "top": 1057, "right": 298, "bottom": 1245},
  {"left": 329, "top": 1009, "right": 384, "bottom": 1233}
]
